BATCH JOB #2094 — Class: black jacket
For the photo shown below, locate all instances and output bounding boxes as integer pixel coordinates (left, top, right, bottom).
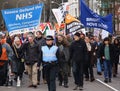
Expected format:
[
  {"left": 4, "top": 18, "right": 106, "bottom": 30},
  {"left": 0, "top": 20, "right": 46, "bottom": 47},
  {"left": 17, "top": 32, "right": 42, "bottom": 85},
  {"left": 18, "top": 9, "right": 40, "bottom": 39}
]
[
  {"left": 113, "top": 44, "right": 120, "bottom": 63},
  {"left": 100, "top": 44, "right": 114, "bottom": 62},
  {"left": 22, "top": 42, "right": 40, "bottom": 66},
  {"left": 69, "top": 39, "right": 87, "bottom": 64}
]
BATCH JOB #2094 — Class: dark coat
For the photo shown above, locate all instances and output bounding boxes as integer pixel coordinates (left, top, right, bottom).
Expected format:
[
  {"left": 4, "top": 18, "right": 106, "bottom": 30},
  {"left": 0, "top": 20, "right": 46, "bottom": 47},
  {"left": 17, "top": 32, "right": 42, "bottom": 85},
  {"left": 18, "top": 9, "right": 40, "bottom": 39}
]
[
  {"left": 113, "top": 44, "right": 120, "bottom": 64},
  {"left": 69, "top": 39, "right": 87, "bottom": 64},
  {"left": 85, "top": 42, "right": 97, "bottom": 65},
  {"left": 22, "top": 41, "right": 40, "bottom": 66},
  {"left": 58, "top": 45, "right": 70, "bottom": 64},
  {"left": 34, "top": 37, "right": 46, "bottom": 48},
  {"left": 93, "top": 42, "right": 102, "bottom": 58},
  {"left": 11, "top": 45, "right": 24, "bottom": 73}
]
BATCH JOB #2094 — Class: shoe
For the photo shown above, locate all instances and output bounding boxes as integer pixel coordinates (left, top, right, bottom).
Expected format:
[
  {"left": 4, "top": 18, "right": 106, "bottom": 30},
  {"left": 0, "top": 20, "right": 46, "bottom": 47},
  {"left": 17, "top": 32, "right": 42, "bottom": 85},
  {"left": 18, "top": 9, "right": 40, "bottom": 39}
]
[
  {"left": 90, "top": 78, "right": 95, "bottom": 82},
  {"left": 73, "top": 85, "right": 79, "bottom": 90},
  {"left": 43, "top": 79, "right": 47, "bottom": 84},
  {"left": 97, "top": 72, "right": 102, "bottom": 75},
  {"left": 85, "top": 78, "right": 89, "bottom": 81},
  {"left": 79, "top": 86, "right": 83, "bottom": 90},
  {"left": 109, "top": 79, "right": 111, "bottom": 82},
  {"left": 113, "top": 74, "right": 116, "bottom": 77},
  {"left": 24, "top": 71, "right": 28, "bottom": 75},
  {"left": 37, "top": 82, "right": 40, "bottom": 85},
  {"left": 104, "top": 78, "right": 108, "bottom": 83},
  {"left": 64, "top": 83, "right": 68, "bottom": 88},
  {"left": 28, "top": 85, "right": 33, "bottom": 87},
  {"left": 17, "top": 80, "right": 21, "bottom": 87},
  {"left": 17, "top": 77, "right": 21, "bottom": 87},
  {"left": 32, "top": 85, "right": 37, "bottom": 88},
  {"left": 59, "top": 82, "right": 62, "bottom": 86}
]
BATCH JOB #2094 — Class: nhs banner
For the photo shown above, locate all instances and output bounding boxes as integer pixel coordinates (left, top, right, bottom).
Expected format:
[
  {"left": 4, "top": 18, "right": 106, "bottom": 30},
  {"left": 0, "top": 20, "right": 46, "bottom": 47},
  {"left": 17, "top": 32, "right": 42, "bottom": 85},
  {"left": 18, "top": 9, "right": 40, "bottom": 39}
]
[
  {"left": 80, "top": 0, "right": 113, "bottom": 34},
  {"left": 1, "top": 3, "right": 43, "bottom": 36}
]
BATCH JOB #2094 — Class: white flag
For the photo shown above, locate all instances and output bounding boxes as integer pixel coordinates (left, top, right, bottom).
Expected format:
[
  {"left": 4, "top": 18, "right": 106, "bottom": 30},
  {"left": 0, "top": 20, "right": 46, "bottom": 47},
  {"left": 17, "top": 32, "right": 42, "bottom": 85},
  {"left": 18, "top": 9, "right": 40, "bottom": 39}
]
[
  {"left": 52, "top": 2, "right": 69, "bottom": 26},
  {"left": 52, "top": 9, "right": 63, "bottom": 26}
]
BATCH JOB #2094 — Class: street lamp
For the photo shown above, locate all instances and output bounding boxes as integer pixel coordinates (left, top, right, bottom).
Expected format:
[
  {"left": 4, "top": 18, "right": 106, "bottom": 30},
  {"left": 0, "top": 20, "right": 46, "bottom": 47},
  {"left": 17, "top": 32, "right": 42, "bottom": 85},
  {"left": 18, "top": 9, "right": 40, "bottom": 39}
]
[{"left": 51, "top": 1, "right": 61, "bottom": 7}]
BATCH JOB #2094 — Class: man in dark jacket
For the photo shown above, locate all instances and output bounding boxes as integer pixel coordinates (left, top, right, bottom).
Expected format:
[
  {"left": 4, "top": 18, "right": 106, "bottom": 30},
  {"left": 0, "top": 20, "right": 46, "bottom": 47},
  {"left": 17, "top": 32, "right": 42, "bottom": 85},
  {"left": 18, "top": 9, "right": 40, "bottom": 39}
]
[
  {"left": 56, "top": 34, "right": 70, "bottom": 88},
  {"left": 69, "top": 32, "right": 87, "bottom": 90},
  {"left": 34, "top": 31, "right": 46, "bottom": 85},
  {"left": 22, "top": 33, "right": 40, "bottom": 88},
  {"left": 100, "top": 37, "right": 114, "bottom": 83}
]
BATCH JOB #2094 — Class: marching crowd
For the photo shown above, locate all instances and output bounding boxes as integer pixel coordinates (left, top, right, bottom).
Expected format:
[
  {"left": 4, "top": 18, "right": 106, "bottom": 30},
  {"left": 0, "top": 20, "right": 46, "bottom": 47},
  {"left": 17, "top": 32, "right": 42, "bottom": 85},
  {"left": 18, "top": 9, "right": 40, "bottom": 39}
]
[{"left": 0, "top": 30, "right": 120, "bottom": 91}]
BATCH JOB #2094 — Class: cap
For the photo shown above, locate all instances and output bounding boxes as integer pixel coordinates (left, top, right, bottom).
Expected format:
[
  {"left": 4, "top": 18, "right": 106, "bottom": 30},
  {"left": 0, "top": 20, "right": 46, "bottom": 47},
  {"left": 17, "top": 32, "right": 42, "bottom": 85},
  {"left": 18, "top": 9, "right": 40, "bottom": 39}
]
[
  {"left": 46, "top": 35, "right": 54, "bottom": 40},
  {"left": 14, "top": 36, "right": 20, "bottom": 42},
  {"left": 74, "top": 32, "right": 80, "bottom": 37},
  {"left": 104, "top": 37, "right": 110, "bottom": 41},
  {"left": 0, "top": 32, "right": 4, "bottom": 39}
]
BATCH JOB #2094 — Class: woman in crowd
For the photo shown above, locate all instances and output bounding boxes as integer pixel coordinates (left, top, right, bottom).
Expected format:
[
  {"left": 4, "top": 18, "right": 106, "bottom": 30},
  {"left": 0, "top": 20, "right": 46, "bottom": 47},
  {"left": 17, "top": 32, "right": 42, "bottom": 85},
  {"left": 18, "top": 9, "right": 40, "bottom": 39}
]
[
  {"left": 84, "top": 37, "right": 95, "bottom": 82},
  {"left": 112, "top": 38, "right": 120, "bottom": 77},
  {"left": 11, "top": 36, "right": 24, "bottom": 87}
]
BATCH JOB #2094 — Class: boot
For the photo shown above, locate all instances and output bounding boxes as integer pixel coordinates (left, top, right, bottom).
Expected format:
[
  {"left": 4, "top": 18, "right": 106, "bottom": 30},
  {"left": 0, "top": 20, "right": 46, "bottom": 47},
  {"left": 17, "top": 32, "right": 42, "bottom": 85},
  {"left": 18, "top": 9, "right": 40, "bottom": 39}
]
[
  {"left": 17, "top": 77, "right": 21, "bottom": 87},
  {"left": 104, "top": 78, "right": 108, "bottom": 83},
  {"left": 73, "top": 85, "right": 79, "bottom": 90},
  {"left": 64, "top": 83, "right": 68, "bottom": 88}
]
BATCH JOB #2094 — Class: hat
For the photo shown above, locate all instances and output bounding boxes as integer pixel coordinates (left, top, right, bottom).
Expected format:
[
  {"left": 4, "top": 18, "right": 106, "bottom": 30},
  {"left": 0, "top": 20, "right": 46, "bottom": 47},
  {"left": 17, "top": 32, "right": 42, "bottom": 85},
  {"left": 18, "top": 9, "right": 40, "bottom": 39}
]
[
  {"left": 46, "top": 35, "right": 54, "bottom": 40},
  {"left": 104, "top": 37, "right": 110, "bottom": 41},
  {"left": 74, "top": 32, "right": 80, "bottom": 37},
  {"left": 0, "top": 32, "right": 4, "bottom": 39},
  {"left": 14, "top": 36, "right": 20, "bottom": 42}
]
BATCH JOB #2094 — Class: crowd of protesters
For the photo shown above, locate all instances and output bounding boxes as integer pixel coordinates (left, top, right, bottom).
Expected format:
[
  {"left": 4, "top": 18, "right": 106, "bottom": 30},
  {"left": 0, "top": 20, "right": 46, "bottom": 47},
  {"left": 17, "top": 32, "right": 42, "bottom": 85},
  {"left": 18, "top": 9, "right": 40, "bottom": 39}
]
[{"left": 0, "top": 30, "right": 120, "bottom": 91}]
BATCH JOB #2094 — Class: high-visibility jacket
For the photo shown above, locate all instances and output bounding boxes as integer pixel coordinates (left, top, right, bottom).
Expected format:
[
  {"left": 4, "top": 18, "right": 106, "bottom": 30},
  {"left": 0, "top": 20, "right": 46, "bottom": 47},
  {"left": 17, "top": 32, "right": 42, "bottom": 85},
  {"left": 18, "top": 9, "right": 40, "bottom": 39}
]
[
  {"left": 41, "top": 45, "right": 58, "bottom": 62},
  {"left": 0, "top": 43, "right": 13, "bottom": 66}
]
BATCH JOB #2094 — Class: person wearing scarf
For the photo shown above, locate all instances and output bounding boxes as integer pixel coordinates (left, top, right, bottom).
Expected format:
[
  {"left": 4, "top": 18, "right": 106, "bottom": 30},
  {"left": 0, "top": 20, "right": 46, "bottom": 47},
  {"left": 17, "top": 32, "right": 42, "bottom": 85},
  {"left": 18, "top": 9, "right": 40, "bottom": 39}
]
[{"left": 11, "top": 36, "right": 24, "bottom": 87}]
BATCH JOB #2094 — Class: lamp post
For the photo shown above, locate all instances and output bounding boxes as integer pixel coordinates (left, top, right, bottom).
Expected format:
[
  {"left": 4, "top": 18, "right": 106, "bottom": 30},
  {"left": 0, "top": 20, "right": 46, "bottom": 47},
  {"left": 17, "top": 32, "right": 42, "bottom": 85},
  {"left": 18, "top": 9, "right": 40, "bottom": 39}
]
[{"left": 51, "top": 1, "right": 61, "bottom": 7}]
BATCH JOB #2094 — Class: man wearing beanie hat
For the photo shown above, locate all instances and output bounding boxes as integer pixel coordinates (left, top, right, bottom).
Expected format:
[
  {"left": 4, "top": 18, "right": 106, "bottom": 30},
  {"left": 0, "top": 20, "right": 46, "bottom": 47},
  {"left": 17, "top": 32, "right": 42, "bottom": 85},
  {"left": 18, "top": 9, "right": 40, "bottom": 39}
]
[
  {"left": 40, "top": 35, "right": 59, "bottom": 91},
  {"left": 69, "top": 32, "right": 87, "bottom": 90}
]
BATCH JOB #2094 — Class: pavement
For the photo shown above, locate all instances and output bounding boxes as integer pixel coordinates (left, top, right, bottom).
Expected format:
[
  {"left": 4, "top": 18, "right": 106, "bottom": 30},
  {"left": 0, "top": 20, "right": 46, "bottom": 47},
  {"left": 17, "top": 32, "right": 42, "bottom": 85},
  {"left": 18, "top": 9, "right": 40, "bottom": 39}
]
[{"left": 0, "top": 65, "right": 120, "bottom": 91}]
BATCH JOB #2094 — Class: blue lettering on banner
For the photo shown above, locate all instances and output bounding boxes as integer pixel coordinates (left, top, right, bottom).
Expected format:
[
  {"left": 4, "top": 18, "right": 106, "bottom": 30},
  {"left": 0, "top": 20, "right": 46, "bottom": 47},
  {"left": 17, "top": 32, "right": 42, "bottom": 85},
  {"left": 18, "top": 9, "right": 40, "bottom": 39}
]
[{"left": 1, "top": 3, "right": 43, "bottom": 35}]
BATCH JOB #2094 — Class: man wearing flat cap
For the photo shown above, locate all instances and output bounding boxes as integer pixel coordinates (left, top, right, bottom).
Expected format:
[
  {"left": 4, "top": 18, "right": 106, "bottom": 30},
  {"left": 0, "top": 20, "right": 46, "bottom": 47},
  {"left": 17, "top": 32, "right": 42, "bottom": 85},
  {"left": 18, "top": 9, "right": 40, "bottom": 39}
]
[{"left": 40, "top": 35, "right": 59, "bottom": 91}]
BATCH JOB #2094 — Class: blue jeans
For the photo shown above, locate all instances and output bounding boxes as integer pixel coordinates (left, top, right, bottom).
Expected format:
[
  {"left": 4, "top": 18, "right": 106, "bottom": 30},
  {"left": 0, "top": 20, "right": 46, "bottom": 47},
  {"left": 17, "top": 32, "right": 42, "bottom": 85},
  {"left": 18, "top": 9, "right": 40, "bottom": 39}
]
[
  {"left": 103, "top": 60, "right": 112, "bottom": 79},
  {"left": 97, "top": 58, "right": 102, "bottom": 72}
]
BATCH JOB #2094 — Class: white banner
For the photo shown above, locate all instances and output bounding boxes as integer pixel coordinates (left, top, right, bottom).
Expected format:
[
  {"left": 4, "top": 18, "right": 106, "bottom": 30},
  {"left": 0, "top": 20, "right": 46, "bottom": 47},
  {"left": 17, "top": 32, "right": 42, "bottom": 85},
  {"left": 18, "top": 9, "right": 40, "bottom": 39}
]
[
  {"left": 52, "top": 9, "right": 63, "bottom": 26},
  {"left": 52, "top": 2, "right": 69, "bottom": 26}
]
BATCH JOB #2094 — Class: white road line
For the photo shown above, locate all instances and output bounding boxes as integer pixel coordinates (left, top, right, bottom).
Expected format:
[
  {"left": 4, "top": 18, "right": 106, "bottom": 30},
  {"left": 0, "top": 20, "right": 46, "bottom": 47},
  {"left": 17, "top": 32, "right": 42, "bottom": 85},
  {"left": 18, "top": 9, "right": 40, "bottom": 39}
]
[{"left": 96, "top": 79, "right": 119, "bottom": 91}]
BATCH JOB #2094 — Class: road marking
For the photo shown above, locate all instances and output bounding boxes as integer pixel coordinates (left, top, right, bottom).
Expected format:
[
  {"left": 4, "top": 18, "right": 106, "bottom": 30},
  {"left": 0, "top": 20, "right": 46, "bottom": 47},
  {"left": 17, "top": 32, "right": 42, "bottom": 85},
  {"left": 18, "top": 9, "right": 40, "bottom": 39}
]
[{"left": 96, "top": 79, "right": 119, "bottom": 91}]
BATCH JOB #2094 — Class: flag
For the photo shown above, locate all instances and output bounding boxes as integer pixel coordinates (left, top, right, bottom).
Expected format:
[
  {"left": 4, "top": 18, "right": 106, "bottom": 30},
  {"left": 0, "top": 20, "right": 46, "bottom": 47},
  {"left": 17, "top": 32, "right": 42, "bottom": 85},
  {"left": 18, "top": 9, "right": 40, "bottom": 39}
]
[
  {"left": 43, "top": 24, "right": 51, "bottom": 35},
  {"left": 80, "top": 0, "right": 113, "bottom": 34},
  {"left": 52, "top": 2, "right": 69, "bottom": 26},
  {"left": 65, "top": 14, "right": 83, "bottom": 34},
  {"left": 1, "top": 3, "right": 44, "bottom": 36}
]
